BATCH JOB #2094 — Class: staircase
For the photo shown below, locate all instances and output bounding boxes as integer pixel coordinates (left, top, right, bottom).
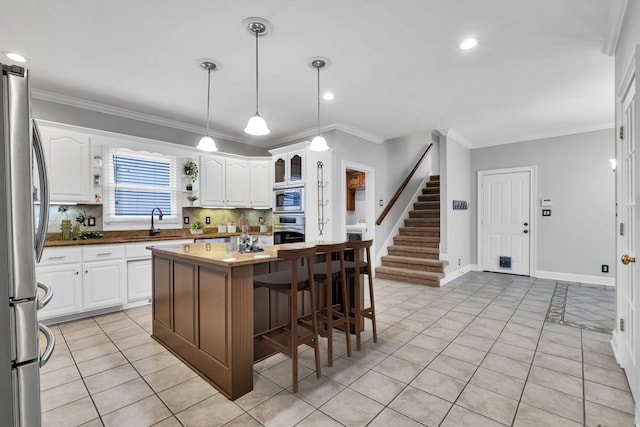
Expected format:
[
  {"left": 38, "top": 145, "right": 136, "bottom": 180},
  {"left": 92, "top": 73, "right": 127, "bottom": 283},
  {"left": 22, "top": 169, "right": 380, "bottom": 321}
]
[{"left": 376, "top": 175, "right": 447, "bottom": 286}]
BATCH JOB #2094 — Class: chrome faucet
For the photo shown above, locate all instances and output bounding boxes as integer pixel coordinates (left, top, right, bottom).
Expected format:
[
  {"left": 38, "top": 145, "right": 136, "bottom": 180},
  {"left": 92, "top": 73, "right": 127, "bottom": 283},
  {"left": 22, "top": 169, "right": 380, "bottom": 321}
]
[{"left": 150, "top": 207, "right": 164, "bottom": 236}]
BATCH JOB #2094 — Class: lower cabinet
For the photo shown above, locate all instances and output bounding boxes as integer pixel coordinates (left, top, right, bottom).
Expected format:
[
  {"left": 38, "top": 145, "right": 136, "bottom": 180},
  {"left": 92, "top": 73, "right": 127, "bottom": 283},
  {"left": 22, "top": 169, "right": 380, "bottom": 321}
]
[
  {"left": 83, "top": 260, "right": 126, "bottom": 311},
  {"left": 127, "top": 259, "right": 152, "bottom": 302},
  {"left": 37, "top": 263, "right": 82, "bottom": 319}
]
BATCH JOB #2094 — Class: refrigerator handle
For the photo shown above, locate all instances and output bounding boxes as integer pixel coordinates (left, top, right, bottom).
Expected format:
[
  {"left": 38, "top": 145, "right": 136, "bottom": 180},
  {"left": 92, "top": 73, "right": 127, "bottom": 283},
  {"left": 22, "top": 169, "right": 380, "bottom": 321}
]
[
  {"left": 38, "top": 324, "right": 55, "bottom": 368},
  {"left": 32, "top": 121, "right": 49, "bottom": 263},
  {"left": 36, "top": 282, "right": 53, "bottom": 310}
]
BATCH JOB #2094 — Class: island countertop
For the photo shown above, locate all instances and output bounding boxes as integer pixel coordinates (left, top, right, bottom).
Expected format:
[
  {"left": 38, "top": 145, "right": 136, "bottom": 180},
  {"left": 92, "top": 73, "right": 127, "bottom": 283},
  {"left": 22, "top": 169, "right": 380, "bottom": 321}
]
[{"left": 147, "top": 241, "right": 327, "bottom": 267}]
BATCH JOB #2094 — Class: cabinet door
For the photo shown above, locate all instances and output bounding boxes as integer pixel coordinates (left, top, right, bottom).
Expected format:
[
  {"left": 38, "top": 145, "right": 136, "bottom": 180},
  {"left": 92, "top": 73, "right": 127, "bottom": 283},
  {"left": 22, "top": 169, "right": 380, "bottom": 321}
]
[
  {"left": 39, "top": 124, "right": 92, "bottom": 203},
  {"left": 288, "top": 150, "right": 305, "bottom": 184},
  {"left": 200, "top": 156, "right": 225, "bottom": 206},
  {"left": 36, "top": 264, "right": 82, "bottom": 320},
  {"left": 83, "top": 260, "right": 126, "bottom": 311},
  {"left": 250, "top": 160, "right": 271, "bottom": 207},
  {"left": 273, "top": 156, "right": 286, "bottom": 185},
  {"left": 127, "top": 259, "right": 152, "bottom": 302},
  {"left": 225, "top": 158, "right": 249, "bottom": 207}
]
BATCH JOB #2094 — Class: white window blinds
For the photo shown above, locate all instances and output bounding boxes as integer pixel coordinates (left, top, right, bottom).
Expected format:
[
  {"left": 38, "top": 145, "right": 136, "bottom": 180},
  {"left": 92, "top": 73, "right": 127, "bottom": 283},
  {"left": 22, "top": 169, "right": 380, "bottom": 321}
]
[{"left": 104, "top": 148, "right": 178, "bottom": 222}]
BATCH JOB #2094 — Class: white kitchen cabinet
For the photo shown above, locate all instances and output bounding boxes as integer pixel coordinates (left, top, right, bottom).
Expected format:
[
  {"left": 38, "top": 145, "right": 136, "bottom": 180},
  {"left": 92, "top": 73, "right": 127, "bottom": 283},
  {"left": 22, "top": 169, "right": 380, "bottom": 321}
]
[
  {"left": 82, "top": 245, "right": 126, "bottom": 311},
  {"left": 127, "top": 259, "right": 152, "bottom": 302},
  {"left": 272, "top": 148, "right": 305, "bottom": 187},
  {"left": 250, "top": 160, "right": 271, "bottom": 207},
  {"left": 200, "top": 155, "right": 225, "bottom": 206},
  {"left": 82, "top": 260, "right": 126, "bottom": 311},
  {"left": 37, "top": 263, "right": 83, "bottom": 320},
  {"left": 38, "top": 122, "right": 93, "bottom": 203},
  {"left": 225, "top": 158, "right": 249, "bottom": 207}
]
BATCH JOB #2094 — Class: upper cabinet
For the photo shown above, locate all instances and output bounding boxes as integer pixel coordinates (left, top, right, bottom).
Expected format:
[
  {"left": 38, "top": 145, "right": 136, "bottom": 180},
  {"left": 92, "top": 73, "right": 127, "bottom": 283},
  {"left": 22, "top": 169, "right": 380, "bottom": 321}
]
[
  {"left": 38, "top": 123, "right": 93, "bottom": 203},
  {"left": 225, "top": 158, "right": 249, "bottom": 207},
  {"left": 200, "top": 156, "right": 267, "bottom": 208},
  {"left": 200, "top": 155, "right": 225, "bottom": 206},
  {"left": 272, "top": 148, "right": 305, "bottom": 187},
  {"left": 249, "top": 160, "right": 271, "bottom": 207}
]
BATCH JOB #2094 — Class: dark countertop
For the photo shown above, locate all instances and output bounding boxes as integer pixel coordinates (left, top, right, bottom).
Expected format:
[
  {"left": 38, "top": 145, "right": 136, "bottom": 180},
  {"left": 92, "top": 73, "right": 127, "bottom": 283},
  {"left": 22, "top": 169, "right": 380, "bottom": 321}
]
[{"left": 45, "top": 227, "right": 273, "bottom": 247}]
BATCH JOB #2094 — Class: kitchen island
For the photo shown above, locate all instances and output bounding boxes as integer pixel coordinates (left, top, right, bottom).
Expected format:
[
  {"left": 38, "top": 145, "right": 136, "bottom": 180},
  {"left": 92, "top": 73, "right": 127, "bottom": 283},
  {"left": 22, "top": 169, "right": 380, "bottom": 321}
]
[{"left": 148, "top": 242, "right": 316, "bottom": 399}]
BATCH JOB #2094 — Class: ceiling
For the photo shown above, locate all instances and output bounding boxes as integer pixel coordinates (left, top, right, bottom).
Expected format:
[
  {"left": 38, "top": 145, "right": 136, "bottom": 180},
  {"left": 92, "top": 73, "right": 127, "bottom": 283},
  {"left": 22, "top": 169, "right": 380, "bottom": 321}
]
[{"left": 0, "top": 0, "right": 615, "bottom": 148}]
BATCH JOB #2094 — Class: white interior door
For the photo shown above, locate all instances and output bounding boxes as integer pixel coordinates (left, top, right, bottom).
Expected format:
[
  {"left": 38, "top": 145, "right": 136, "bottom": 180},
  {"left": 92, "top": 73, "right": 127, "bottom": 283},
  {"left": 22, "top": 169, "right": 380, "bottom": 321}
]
[
  {"left": 481, "top": 170, "right": 531, "bottom": 275},
  {"left": 616, "top": 59, "right": 639, "bottom": 413}
]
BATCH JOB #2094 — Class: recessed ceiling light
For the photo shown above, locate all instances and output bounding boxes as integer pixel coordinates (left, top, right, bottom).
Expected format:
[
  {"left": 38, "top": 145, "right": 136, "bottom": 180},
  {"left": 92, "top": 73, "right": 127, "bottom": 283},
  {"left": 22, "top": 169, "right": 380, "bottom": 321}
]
[
  {"left": 459, "top": 38, "right": 478, "bottom": 50},
  {"left": 3, "top": 51, "right": 30, "bottom": 63},
  {"left": 323, "top": 92, "right": 335, "bottom": 101}
]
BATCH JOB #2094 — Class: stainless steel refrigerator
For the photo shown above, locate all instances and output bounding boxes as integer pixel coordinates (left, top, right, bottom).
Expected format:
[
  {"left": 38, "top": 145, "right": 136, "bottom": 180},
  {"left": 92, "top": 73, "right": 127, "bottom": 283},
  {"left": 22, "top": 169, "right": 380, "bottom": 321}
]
[{"left": 1, "top": 63, "right": 56, "bottom": 426}]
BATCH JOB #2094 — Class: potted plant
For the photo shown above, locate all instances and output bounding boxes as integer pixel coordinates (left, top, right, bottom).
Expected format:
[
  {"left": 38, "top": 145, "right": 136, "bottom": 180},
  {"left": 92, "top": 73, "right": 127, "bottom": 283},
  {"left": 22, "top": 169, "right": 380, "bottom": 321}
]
[
  {"left": 186, "top": 195, "right": 199, "bottom": 206},
  {"left": 184, "top": 160, "right": 198, "bottom": 183},
  {"left": 190, "top": 220, "right": 205, "bottom": 234},
  {"left": 93, "top": 155, "right": 103, "bottom": 167},
  {"left": 94, "top": 173, "right": 101, "bottom": 185}
]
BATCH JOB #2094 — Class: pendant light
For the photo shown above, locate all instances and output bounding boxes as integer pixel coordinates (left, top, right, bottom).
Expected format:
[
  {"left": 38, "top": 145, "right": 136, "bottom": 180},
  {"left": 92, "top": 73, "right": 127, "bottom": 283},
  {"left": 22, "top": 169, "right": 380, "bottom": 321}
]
[
  {"left": 244, "top": 21, "right": 270, "bottom": 136},
  {"left": 197, "top": 61, "right": 219, "bottom": 152},
  {"left": 309, "top": 59, "right": 330, "bottom": 152}
]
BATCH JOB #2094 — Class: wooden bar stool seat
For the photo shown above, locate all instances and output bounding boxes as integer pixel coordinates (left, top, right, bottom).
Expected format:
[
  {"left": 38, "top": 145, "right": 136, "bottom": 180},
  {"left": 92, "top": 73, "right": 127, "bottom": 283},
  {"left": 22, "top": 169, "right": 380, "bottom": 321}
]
[
  {"left": 253, "top": 246, "right": 321, "bottom": 392},
  {"left": 344, "top": 239, "right": 377, "bottom": 351},
  {"left": 307, "top": 242, "right": 352, "bottom": 366}
]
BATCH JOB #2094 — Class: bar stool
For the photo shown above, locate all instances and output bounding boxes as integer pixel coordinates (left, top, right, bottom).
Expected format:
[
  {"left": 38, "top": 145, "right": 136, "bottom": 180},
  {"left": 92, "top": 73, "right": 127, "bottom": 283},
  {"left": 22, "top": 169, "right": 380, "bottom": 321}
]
[
  {"left": 253, "top": 246, "right": 321, "bottom": 392},
  {"left": 345, "top": 239, "right": 377, "bottom": 351},
  {"left": 310, "top": 242, "right": 352, "bottom": 366}
]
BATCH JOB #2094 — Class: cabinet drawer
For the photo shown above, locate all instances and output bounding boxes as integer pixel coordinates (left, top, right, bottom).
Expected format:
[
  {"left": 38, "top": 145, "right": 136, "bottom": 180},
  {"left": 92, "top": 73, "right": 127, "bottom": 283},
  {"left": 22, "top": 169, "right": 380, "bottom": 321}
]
[
  {"left": 83, "top": 245, "right": 125, "bottom": 262},
  {"left": 125, "top": 242, "right": 153, "bottom": 260},
  {"left": 39, "top": 247, "right": 82, "bottom": 265}
]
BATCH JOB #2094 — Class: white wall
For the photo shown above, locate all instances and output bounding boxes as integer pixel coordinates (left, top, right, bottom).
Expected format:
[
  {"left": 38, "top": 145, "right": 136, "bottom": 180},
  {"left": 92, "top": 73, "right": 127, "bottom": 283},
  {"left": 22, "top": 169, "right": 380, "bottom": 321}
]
[
  {"left": 328, "top": 131, "right": 433, "bottom": 260},
  {"left": 442, "top": 135, "right": 471, "bottom": 275},
  {"left": 470, "top": 129, "right": 615, "bottom": 282}
]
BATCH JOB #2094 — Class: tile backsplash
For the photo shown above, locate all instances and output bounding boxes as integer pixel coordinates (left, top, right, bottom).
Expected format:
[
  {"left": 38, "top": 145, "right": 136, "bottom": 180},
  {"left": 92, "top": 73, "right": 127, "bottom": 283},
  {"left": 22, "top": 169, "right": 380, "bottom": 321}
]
[
  {"left": 182, "top": 208, "right": 272, "bottom": 231},
  {"left": 40, "top": 204, "right": 272, "bottom": 234}
]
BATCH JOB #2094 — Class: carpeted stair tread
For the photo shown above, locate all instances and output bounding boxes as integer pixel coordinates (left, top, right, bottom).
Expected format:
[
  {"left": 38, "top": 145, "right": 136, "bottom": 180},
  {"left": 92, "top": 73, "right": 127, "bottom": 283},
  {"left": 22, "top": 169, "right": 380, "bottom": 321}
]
[
  {"left": 387, "top": 245, "right": 440, "bottom": 258},
  {"left": 399, "top": 227, "right": 440, "bottom": 237},
  {"left": 404, "top": 218, "right": 440, "bottom": 226},
  {"left": 381, "top": 255, "right": 448, "bottom": 272},
  {"left": 375, "top": 266, "right": 444, "bottom": 286},
  {"left": 409, "top": 209, "right": 439, "bottom": 218},
  {"left": 418, "top": 194, "right": 440, "bottom": 202}
]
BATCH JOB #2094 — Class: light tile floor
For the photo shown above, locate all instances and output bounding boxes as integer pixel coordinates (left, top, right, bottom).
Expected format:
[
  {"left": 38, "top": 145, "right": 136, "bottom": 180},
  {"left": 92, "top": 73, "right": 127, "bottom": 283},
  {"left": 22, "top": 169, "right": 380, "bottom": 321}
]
[{"left": 40, "top": 272, "right": 636, "bottom": 426}]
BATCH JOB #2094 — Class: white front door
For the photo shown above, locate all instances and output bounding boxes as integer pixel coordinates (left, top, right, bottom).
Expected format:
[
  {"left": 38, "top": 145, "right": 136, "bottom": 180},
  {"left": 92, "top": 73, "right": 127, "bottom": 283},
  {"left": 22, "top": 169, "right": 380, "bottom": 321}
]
[
  {"left": 616, "top": 50, "right": 639, "bottom": 417},
  {"left": 480, "top": 169, "right": 532, "bottom": 276}
]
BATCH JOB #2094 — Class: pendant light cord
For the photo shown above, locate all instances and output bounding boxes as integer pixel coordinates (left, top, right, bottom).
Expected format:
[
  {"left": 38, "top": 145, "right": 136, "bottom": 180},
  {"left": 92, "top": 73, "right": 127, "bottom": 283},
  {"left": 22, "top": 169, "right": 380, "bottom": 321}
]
[
  {"left": 205, "top": 67, "right": 211, "bottom": 136},
  {"left": 316, "top": 65, "right": 321, "bottom": 135},
  {"left": 255, "top": 29, "right": 259, "bottom": 114}
]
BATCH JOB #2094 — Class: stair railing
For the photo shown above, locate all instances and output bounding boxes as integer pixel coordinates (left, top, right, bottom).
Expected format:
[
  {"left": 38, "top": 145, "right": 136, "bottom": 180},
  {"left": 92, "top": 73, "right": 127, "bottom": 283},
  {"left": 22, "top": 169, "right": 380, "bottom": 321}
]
[{"left": 376, "top": 143, "right": 433, "bottom": 225}]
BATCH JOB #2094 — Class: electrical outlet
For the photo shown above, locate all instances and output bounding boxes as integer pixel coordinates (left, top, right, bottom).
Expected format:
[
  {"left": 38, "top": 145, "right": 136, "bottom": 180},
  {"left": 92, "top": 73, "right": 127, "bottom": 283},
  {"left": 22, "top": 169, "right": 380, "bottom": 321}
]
[
  {"left": 205, "top": 217, "right": 211, "bottom": 224},
  {"left": 183, "top": 216, "right": 189, "bottom": 225},
  {"left": 379, "top": 199, "right": 384, "bottom": 206},
  {"left": 602, "top": 264, "right": 609, "bottom": 273},
  {"left": 458, "top": 258, "right": 461, "bottom": 266}
]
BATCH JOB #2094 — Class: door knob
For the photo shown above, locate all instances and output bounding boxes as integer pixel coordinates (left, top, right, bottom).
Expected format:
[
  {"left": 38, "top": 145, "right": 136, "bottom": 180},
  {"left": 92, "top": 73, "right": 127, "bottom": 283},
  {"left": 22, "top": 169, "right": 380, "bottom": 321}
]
[
  {"left": 524, "top": 222, "right": 528, "bottom": 226},
  {"left": 621, "top": 254, "right": 636, "bottom": 265},
  {"left": 523, "top": 230, "right": 528, "bottom": 234}
]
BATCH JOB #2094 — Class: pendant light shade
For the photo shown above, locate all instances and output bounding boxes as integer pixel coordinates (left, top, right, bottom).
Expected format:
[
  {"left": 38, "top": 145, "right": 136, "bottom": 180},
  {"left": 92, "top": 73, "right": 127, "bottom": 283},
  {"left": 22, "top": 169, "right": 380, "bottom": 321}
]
[
  {"left": 244, "top": 113, "right": 270, "bottom": 135},
  {"left": 245, "top": 21, "right": 270, "bottom": 136},
  {"left": 197, "top": 61, "right": 218, "bottom": 152},
  {"left": 309, "top": 59, "right": 329, "bottom": 152}
]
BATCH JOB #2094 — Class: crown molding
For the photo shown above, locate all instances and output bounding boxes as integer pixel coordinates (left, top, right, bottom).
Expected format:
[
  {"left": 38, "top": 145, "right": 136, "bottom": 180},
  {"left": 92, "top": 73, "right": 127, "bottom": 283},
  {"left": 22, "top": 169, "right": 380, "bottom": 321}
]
[
  {"left": 438, "top": 128, "right": 473, "bottom": 149},
  {"left": 30, "top": 89, "right": 259, "bottom": 145},
  {"left": 602, "top": 0, "right": 628, "bottom": 56},
  {"left": 474, "top": 123, "right": 616, "bottom": 149},
  {"left": 274, "top": 122, "right": 385, "bottom": 145}
]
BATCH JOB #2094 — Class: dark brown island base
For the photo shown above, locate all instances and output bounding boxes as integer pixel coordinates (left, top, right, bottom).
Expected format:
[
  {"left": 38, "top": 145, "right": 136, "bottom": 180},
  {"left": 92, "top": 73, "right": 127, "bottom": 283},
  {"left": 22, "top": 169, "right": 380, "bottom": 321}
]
[{"left": 147, "top": 241, "right": 359, "bottom": 400}]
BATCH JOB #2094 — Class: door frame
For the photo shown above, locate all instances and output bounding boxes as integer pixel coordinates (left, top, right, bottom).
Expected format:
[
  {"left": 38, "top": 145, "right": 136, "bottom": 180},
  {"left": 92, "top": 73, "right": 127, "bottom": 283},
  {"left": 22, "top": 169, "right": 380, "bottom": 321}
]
[
  {"left": 340, "top": 160, "right": 376, "bottom": 260},
  {"left": 477, "top": 165, "right": 537, "bottom": 275},
  {"left": 613, "top": 46, "right": 639, "bottom": 422}
]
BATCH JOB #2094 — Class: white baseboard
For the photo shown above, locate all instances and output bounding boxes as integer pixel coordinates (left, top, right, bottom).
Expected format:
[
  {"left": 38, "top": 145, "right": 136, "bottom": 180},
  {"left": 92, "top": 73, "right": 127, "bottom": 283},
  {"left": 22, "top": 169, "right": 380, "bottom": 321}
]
[
  {"left": 441, "top": 264, "right": 478, "bottom": 286},
  {"left": 535, "top": 270, "right": 615, "bottom": 286}
]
